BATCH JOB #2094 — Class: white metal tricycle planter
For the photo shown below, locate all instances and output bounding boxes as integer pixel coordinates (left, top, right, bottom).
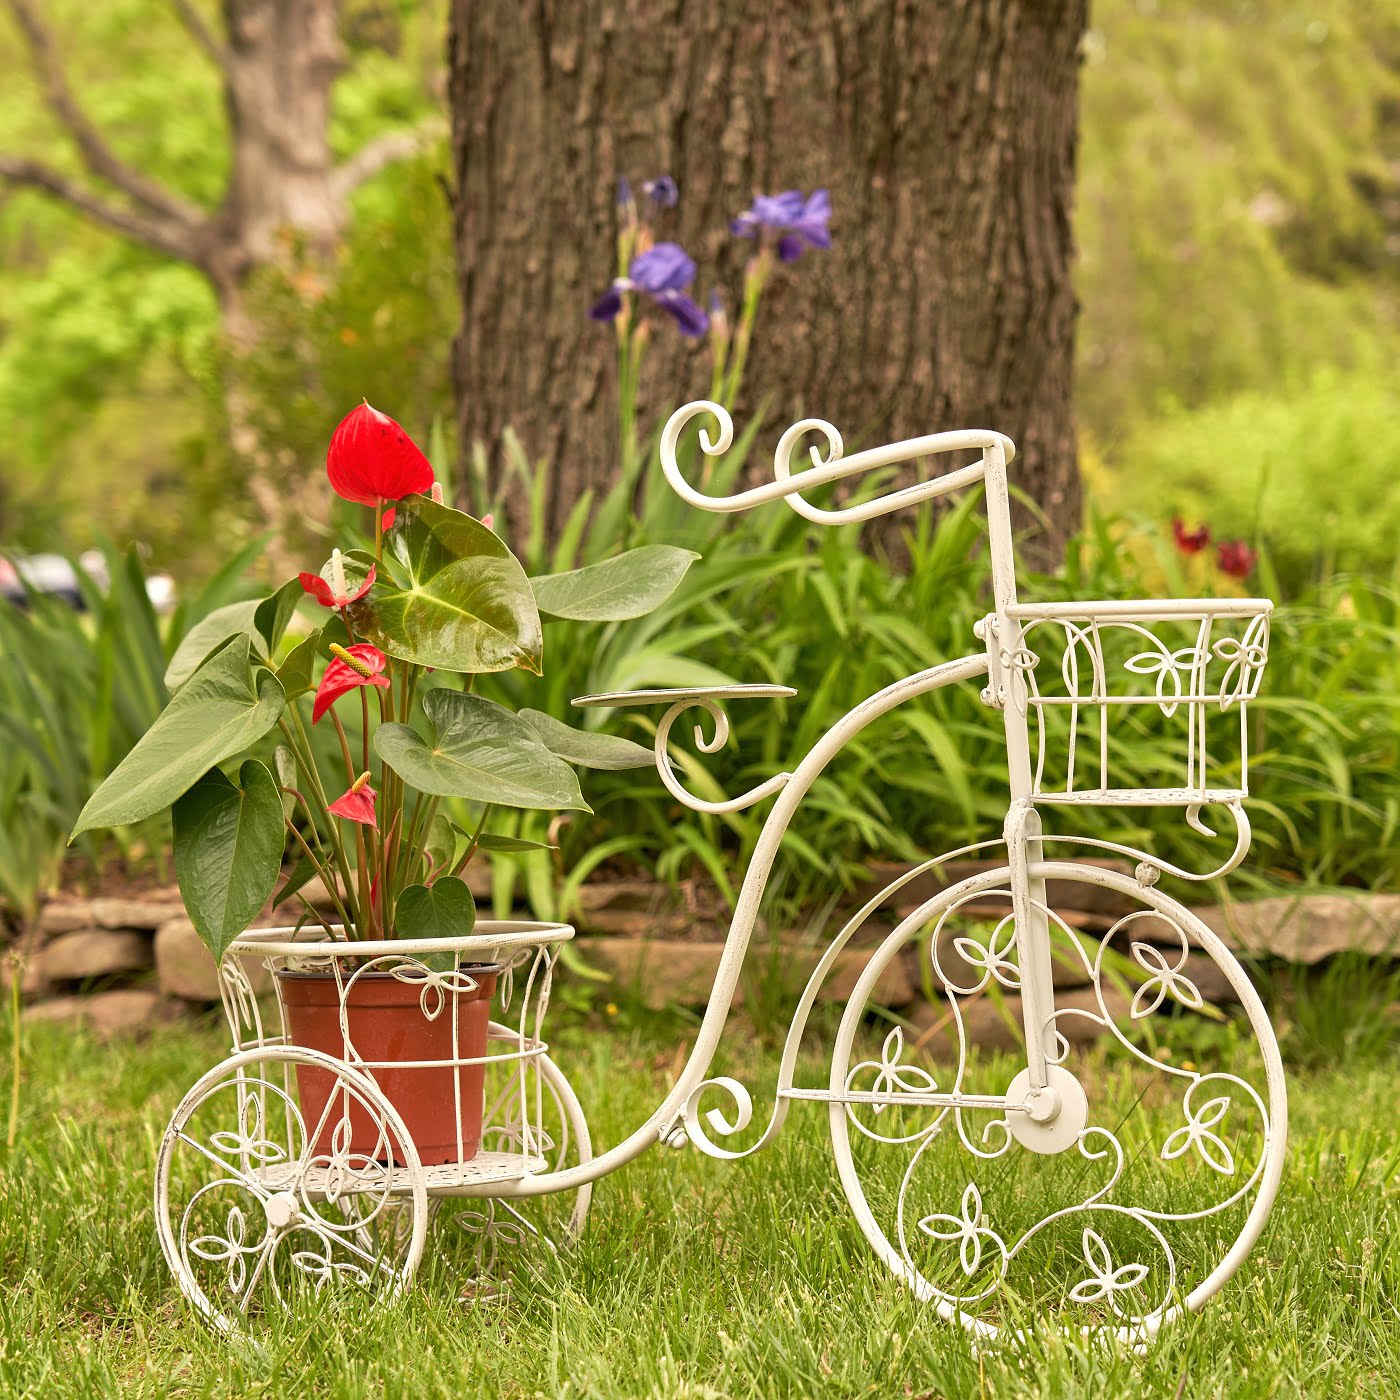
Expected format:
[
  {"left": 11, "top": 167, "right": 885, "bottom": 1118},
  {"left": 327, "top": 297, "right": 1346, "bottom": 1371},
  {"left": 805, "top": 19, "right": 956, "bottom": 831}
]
[{"left": 156, "top": 400, "right": 1285, "bottom": 1345}]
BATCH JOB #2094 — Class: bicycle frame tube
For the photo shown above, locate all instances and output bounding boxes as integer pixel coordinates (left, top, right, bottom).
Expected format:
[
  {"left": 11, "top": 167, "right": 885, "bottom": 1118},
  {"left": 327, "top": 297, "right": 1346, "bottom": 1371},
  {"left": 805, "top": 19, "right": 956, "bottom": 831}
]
[
  {"left": 979, "top": 440, "right": 1058, "bottom": 1091},
  {"left": 508, "top": 649, "right": 990, "bottom": 1197}
]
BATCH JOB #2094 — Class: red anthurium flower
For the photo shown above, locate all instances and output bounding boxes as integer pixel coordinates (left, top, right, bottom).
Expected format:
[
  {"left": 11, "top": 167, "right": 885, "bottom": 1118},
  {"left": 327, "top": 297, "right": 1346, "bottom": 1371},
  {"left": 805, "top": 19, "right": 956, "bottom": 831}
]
[
  {"left": 480, "top": 513, "right": 494, "bottom": 532},
  {"left": 1172, "top": 517, "right": 1210, "bottom": 555},
  {"left": 327, "top": 402, "right": 434, "bottom": 507},
  {"left": 313, "top": 643, "right": 390, "bottom": 724},
  {"left": 1217, "top": 539, "right": 1257, "bottom": 579},
  {"left": 299, "top": 548, "right": 375, "bottom": 609},
  {"left": 328, "top": 773, "right": 377, "bottom": 829},
  {"left": 380, "top": 507, "right": 396, "bottom": 531}
]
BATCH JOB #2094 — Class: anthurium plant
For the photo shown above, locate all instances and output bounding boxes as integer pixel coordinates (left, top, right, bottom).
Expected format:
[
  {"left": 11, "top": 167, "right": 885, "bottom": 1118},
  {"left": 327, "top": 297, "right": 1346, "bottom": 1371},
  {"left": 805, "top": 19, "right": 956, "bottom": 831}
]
[{"left": 71, "top": 404, "right": 692, "bottom": 960}]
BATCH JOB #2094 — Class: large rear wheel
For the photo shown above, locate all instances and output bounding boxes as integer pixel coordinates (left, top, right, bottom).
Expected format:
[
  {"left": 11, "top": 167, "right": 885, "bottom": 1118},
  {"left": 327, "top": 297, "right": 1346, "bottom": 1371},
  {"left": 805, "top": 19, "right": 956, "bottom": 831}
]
[{"left": 828, "top": 862, "right": 1286, "bottom": 1346}]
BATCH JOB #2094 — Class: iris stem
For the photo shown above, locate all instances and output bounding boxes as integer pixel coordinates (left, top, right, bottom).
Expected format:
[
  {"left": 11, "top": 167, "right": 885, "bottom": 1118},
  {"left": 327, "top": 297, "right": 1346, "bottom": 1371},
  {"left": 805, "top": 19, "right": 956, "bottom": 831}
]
[{"left": 723, "top": 250, "right": 769, "bottom": 408}]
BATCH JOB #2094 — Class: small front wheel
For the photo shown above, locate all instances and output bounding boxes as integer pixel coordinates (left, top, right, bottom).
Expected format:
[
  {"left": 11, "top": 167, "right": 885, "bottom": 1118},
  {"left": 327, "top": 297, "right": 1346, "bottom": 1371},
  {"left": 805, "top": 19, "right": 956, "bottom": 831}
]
[{"left": 155, "top": 1045, "right": 428, "bottom": 1331}]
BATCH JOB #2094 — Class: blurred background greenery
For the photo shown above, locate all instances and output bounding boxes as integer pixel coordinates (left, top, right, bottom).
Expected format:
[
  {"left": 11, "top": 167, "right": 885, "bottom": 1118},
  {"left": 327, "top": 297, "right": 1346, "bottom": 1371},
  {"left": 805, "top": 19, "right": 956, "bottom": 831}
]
[
  {"left": 2, "top": 0, "right": 1398, "bottom": 580},
  {"left": 1, "top": 0, "right": 1397, "bottom": 922}
]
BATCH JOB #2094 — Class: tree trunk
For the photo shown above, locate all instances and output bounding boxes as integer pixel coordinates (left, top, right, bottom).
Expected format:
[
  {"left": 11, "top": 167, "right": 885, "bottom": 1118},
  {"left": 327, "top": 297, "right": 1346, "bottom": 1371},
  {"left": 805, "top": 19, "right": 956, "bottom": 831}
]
[
  {"left": 0, "top": 0, "right": 437, "bottom": 571},
  {"left": 204, "top": 1, "right": 348, "bottom": 573},
  {"left": 205, "top": 0, "right": 346, "bottom": 288},
  {"left": 448, "top": 0, "right": 1085, "bottom": 565}
]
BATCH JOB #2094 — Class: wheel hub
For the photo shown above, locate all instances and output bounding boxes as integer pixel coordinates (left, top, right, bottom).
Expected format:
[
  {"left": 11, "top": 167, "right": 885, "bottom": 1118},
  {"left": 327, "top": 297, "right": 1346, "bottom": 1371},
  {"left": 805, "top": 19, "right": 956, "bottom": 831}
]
[
  {"left": 1003, "top": 1065, "right": 1088, "bottom": 1154},
  {"left": 263, "top": 1191, "right": 301, "bottom": 1230}
]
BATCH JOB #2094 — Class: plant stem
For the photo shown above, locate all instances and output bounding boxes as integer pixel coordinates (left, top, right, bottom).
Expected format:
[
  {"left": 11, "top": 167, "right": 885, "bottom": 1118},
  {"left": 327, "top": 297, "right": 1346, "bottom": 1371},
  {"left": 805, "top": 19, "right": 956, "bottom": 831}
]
[
  {"left": 397, "top": 791, "right": 426, "bottom": 887},
  {"left": 329, "top": 712, "right": 357, "bottom": 787},
  {"left": 282, "top": 818, "right": 354, "bottom": 935},
  {"left": 372, "top": 678, "right": 393, "bottom": 925},
  {"left": 451, "top": 803, "right": 494, "bottom": 878},
  {"left": 280, "top": 710, "right": 357, "bottom": 932},
  {"left": 723, "top": 251, "right": 770, "bottom": 409},
  {"left": 353, "top": 825, "right": 375, "bottom": 938}
]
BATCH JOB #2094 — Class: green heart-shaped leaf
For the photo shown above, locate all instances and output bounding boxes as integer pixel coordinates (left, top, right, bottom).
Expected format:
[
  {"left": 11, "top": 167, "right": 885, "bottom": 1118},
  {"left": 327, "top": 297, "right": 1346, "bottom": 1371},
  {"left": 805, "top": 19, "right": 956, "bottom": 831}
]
[
  {"left": 165, "top": 580, "right": 306, "bottom": 691},
  {"left": 349, "top": 495, "right": 543, "bottom": 674},
  {"left": 273, "top": 628, "right": 324, "bottom": 700},
  {"left": 394, "top": 876, "right": 476, "bottom": 940},
  {"left": 73, "top": 636, "right": 286, "bottom": 835},
  {"left": 173, "top": 760, "right": 286, "bottom": 962},
  {"left": 474, "top": 833, "right": 556, "bottom": 854},
  {"left": 530, "top": 546, "right": 699, "bottom": 621},
  {"left": 253, "top": 578, "right": 304, "bottom": 656},
  {"left": 375, "top": 689, "right": 590, "bottom": 812},
  {"left": 164, "top": 600, "right": 261, "bottom": 690},
  {"left": 423, "top": 812, "right": 458, "bottom": 882},
  {"left": 520, "top": 708, "right": 653, "bottom": 769}
]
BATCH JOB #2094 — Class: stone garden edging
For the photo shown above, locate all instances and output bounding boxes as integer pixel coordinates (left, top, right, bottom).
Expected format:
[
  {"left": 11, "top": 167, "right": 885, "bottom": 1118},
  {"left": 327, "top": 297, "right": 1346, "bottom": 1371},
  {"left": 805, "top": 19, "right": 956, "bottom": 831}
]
[{"left": 8, "top": 860, "right": 1397, "bottom": 1040}]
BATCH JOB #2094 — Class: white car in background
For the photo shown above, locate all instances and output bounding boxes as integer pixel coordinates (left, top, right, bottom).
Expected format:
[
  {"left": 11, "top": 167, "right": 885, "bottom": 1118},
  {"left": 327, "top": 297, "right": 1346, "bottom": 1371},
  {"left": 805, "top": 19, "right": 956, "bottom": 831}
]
[{"left": 0, "top": 551, "right": 175, "bottom": 612}]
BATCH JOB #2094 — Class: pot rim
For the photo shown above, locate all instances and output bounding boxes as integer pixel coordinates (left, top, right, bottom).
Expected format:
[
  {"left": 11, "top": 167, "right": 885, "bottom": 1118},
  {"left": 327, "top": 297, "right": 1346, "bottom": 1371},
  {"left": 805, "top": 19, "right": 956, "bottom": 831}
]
[
  {"left": 274, "top": 963, "right": 505, "bottom": 982},
  {"left": 230, "top": 918, "right": 573, "bottom": 962}
]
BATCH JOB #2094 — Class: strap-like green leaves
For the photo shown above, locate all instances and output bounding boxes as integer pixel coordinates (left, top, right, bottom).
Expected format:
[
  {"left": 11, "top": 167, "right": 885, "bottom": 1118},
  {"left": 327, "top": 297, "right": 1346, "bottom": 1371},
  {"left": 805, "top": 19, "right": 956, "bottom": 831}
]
[
  {"left": 520, "top": 708, "right": 653, "bottom": 769},
  {"left": 376, "top": 689, "right": 589, "bottom": 811},
  {"left": 349, "top": 495, "right": 543, "bottom": 674},
  {"left": 530, "top": 545, "right": 699, "bottom": 621},
  {"left": 173, "top": 760, "right": 286, "bottom": 962},
  {"left": 72, "top": 636, "right": 286, "bottom": 835}
]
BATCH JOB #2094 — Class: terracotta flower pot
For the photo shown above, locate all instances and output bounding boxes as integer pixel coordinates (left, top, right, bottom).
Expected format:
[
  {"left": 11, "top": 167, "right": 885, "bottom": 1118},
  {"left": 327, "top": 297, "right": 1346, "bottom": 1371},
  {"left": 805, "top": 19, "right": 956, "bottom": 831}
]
[{"left": 276, "top": 965, "right": 499, "bottom": 1167}]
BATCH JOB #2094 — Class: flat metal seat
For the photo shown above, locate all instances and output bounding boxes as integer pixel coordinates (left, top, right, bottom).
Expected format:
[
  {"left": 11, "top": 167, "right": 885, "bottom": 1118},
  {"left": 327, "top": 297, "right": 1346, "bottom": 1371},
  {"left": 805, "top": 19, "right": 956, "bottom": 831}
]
[{"left": 254, "top": 1151, "right": 547, "bottom": 1199}]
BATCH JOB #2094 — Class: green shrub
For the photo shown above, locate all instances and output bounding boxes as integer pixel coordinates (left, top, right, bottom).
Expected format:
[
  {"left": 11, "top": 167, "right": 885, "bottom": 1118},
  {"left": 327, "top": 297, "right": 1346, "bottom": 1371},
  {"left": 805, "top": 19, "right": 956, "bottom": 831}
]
[
  {"left": 0, "top": 539, "right": 273, "bottom": 921},
  {"left": 473, "top": 434, "right": 1400, "bottom": 924},
  {"left": 1095, "top": 371, "right": 1400, "bottom": 595}
]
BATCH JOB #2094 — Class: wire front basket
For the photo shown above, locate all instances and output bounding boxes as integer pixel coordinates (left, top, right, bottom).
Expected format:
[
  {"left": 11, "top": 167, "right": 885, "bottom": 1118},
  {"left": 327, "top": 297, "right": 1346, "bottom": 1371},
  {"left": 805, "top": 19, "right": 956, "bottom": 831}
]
[{"left": 1003, "top": 599, "right": 1271, "bottom": 807}]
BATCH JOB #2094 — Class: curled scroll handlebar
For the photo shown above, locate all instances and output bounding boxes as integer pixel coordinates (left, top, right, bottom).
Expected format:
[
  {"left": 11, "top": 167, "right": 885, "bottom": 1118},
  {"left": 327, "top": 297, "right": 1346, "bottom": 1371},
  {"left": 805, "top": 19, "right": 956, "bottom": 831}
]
[{"left": 660, "top": 400, "right": 1017, "bottom": 525}]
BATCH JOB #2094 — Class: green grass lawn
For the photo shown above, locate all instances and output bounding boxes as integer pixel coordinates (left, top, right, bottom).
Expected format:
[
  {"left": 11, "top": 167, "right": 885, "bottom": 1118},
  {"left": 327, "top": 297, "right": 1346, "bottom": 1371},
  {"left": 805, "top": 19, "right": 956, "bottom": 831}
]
[{"left": 0, "top": 975, "right": 1397, "bottom": 1400}]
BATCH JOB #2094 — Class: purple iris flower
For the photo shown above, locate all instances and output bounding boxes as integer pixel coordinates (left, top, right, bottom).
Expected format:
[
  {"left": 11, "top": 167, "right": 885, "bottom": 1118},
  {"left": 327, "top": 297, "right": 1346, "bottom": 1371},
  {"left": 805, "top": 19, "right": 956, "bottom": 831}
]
[
  {"left": 642, "top": 174, "right": 679, "bottom": 210},
  {"left": 731, "top": 188, "right": 832, "bottom": 262},
  {"left": 588, "top": 241, "right": 710, "bottom": 337}
]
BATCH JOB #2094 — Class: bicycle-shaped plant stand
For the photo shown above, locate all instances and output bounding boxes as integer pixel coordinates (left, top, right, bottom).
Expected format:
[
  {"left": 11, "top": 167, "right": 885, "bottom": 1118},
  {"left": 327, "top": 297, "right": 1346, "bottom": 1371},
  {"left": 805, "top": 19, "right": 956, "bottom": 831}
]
[{"left": 156, "top": 401, "right": 1284, "bottom": 1345}]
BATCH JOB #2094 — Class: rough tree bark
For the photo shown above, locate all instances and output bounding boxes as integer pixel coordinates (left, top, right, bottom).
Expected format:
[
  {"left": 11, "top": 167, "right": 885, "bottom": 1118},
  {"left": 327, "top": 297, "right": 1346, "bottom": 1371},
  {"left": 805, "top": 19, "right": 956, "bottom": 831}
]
[
  {"left": 449, "top": 0, "right": 1085, "bottom": 564},
  {"left": 0, "top": 0, "right": 437, "bottom": 561}
]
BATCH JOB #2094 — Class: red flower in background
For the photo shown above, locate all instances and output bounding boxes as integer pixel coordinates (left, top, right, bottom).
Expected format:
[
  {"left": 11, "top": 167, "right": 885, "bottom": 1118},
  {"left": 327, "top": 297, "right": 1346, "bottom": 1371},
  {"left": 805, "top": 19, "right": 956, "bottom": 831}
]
[
  {"left": 327, "top": 403, "right": 434, "bottom": 507},
  {"left": 328, "top": 774, "right": 378, "bottom": 829},
  {"left": 1172, "top": 518, "right": 1210, "bottom": 555},
  {"left": 313, "top": 643, "right": 390, "bottom": 724},
  {"left": 1217, "top": 540, "right": 1257, "bottom": 579}
]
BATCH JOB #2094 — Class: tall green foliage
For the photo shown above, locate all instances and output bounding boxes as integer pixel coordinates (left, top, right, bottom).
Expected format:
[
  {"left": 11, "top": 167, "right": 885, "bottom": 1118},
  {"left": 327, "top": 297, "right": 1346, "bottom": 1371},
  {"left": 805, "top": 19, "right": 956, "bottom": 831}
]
[{"left": 472, "top": 431, "right": 1400, "bottom": 924}]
